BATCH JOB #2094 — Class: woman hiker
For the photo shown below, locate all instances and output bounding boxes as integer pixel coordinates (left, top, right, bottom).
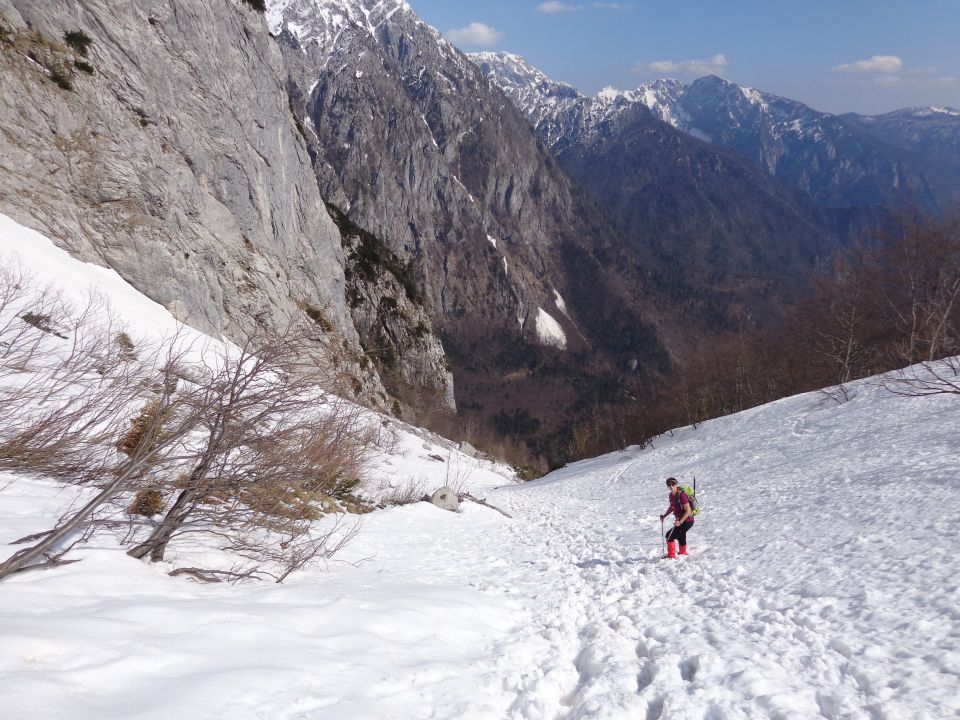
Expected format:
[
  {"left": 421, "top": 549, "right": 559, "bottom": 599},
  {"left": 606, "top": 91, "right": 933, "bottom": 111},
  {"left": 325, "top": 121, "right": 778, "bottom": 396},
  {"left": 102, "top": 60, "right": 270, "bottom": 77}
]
[{"left": 660, "top": 477, "right": 693, "bottom": 558}]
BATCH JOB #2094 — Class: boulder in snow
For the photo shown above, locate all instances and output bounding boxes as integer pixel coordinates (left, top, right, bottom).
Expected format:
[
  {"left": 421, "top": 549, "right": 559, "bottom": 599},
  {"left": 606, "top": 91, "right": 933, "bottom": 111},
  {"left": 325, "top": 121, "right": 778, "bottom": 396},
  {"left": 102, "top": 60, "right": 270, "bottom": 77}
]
[
  {"left": 429, "top": 486, "right": 460, "bottom": 512},
  {"left": 458, "top": 441, "right": 480, "bottom": 458}
]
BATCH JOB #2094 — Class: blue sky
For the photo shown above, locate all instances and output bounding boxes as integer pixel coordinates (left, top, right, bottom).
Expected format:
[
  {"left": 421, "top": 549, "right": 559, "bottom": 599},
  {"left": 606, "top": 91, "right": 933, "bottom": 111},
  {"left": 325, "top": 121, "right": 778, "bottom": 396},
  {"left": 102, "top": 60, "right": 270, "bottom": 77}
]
[{"left": 409, "top": 0, "right": 960, "bottom": 115}]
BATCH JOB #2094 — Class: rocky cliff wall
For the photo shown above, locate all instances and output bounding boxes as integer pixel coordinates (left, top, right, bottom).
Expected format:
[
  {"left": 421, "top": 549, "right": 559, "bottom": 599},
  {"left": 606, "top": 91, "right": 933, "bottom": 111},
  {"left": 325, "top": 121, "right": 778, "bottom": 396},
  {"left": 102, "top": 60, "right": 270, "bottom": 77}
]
[
  {"left": 0, "top": 0, "right": 453, "bottom": 410},
  {"left": 0, "top": 0, "right": 350, "bottom": 338}
]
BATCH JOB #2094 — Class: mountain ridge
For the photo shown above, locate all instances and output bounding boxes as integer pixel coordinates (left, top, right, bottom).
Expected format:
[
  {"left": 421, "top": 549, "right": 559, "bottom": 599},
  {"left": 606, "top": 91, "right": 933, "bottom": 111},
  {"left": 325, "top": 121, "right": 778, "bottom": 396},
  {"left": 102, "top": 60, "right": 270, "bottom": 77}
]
[
  {"left": 473, "top": 51, "right": 852, "bottom": 326},
  {"left": 472, "top": 51, "right": 960, "bottom": 212}
]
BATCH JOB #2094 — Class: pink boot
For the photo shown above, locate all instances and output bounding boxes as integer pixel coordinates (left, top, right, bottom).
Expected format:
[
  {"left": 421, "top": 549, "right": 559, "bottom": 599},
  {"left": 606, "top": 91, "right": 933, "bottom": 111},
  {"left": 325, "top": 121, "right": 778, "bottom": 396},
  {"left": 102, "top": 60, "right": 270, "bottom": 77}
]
[
  {"left": 666, "top": 541, "right": 677, "bottom": 559},
  {"left": 678, "top": 545, "right": 688, "bottom": 556}
]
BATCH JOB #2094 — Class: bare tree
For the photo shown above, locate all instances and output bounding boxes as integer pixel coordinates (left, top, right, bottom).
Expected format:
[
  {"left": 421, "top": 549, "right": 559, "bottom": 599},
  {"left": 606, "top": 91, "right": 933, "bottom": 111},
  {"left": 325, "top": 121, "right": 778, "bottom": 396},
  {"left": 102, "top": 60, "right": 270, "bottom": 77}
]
[
  {"left": 0, "top": 270, "right": 372, "bottom": 582},
  {"left": 873, "top": 212, "right": 960, "bottom": 364},
  {"left": 792, "top": 248, "right": 885, "bottom": 385},
  {"left": 0, "top": 281, "right": 203, "bottom": 578},
  {"left": 126, "top": 323, "right": 372, "bottom": 575}
]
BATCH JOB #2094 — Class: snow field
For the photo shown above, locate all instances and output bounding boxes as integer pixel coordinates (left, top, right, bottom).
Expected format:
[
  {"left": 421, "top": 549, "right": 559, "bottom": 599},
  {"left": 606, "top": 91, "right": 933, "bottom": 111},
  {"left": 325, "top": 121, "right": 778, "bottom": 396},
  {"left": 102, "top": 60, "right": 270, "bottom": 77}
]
[
  {"left": 481, "top": 377, "right": 960, "bottom": 719},
  {"left": 1, "top": 213, "right": 959, "bottom": 719}
]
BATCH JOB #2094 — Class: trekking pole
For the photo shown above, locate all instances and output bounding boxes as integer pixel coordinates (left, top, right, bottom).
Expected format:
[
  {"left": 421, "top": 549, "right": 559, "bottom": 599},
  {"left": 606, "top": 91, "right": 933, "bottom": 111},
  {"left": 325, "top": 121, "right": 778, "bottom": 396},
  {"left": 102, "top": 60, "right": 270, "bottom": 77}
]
[{"left": 660, "top": 517, "right": 665, "bottom": 557}]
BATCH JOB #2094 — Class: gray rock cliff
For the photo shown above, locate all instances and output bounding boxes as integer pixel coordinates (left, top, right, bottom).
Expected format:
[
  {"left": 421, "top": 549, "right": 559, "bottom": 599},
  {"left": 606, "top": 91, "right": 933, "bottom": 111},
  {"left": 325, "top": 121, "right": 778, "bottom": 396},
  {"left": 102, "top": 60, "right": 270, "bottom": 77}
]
[
  {"left": 0, "top": 0, "right": 345, "bottom": 336},
  {"left": 0, "top": 0, "right": 453, "bottom": 408},
  {"left": 265, "top": 0, "right": 677, "bottom": 462}
]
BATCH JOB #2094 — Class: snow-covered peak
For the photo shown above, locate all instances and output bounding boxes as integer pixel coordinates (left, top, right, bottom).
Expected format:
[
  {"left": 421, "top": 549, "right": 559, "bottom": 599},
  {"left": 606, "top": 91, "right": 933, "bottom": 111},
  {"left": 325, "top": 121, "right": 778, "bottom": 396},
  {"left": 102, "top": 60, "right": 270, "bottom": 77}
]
[
  {"left": 472, "top": 55, "right": 689, "bottom": 147},
  {"left": 595, "top": 86, "right": 622, "bottom": 104},
  {"left": 472, "top": 52, "right": 545, "bottom": 82},
  {"left": 266, "top": 0, "right": 412, "bottom": 56},
  {"left": 469, "top": 51, "right": 585, "bottom": 135},
  {"left": 470, "top": 52, "right": 580, "bottom": 101},
  {"left": 629, "top": 78, "right": 688, "bottom": 125},
  {"left": 875, "top": 105, "right": 960, "bottom": 120}
]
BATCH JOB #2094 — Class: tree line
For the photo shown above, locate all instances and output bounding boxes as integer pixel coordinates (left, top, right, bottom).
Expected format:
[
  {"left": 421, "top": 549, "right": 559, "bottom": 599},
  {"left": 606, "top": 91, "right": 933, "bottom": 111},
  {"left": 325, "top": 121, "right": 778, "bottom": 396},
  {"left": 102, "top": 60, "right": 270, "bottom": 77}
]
[{"left": 565, "top": 211, "right": 960, "bottom": 459}]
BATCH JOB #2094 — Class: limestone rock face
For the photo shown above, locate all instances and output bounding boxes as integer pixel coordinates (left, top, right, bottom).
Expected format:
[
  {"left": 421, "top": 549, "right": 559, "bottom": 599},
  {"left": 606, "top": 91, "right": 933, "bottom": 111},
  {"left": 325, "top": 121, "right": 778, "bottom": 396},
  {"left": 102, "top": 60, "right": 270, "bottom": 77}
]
[
  {"left": 0, "top": 1, "right": 351, "bottom": 341},
  {"left": 0, "top": 0, "right": 455, "bottom": 408},
  {"left": 265, "top": 0, "right": 673, "bottom": 463}
]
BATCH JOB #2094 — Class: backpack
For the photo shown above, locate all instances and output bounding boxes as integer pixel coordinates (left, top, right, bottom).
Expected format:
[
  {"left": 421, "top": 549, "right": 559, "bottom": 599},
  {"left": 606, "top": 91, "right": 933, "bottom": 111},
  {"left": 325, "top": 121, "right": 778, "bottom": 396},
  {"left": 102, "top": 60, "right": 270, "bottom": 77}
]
[{"left": 679, "top": 482, "right": 701, "bottom": 516}]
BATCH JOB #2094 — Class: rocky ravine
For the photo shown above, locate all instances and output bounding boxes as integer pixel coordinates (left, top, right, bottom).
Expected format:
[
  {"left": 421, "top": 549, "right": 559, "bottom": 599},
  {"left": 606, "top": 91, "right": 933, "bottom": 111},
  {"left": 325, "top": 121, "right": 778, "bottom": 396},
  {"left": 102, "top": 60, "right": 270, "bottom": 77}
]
[{"left": 268, "top": 0, "right": 673, "bottom": 459}]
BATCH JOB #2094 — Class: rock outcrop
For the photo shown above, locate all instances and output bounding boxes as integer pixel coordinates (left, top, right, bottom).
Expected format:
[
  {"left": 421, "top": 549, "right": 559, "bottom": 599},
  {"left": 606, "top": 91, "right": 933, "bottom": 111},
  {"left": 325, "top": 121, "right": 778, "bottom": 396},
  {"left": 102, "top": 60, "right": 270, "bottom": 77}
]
[
  {"left": 327, "top": 202, "right": 454, "bottom": 412},
  {"left": 0, "top": 1, "right": 346, "bottom": 337},
  {"left": 269, "top": 0, "right": 579, "bottom": 340}
]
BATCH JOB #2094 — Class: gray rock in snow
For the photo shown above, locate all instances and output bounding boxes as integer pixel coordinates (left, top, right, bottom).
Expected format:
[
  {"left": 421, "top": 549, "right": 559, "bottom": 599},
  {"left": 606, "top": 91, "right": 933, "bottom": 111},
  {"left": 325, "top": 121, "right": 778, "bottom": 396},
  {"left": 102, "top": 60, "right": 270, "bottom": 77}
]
[
  {"left": 429, "top": 486, "right": 460, "bottom": 512},
  {"left": 458, "top": 441, "right": 479, "bottom": 459}
]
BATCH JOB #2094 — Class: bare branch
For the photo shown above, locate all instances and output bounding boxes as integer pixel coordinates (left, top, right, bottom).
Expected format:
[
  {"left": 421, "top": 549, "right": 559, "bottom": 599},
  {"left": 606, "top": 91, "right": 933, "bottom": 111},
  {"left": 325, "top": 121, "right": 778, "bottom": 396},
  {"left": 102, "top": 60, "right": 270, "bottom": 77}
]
[{"left": 461, "top": 492, "right": 513, "bottom": 518}]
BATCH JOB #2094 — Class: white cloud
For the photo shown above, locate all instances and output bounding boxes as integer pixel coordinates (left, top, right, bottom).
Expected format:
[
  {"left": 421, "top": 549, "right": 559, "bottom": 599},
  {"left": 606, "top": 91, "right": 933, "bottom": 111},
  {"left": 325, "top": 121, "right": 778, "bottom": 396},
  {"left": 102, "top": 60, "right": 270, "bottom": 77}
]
[
  {"left": 537, "top": 2, "right": 584, "bottom": 13},
  {"left": 832, "top": 55, "right": 903, "bottom": 74},
  {"left": 829, "top": 56, "right": 958, "bottom": 87},
  {"left": 593, "top": 2, "right": 632, "bottom": 8},
  {"left": 445, "top": 22, "right": 502, "bottom": 48},
  {"left": 634, "top": 53, "right": 729, "bottom": 79}
]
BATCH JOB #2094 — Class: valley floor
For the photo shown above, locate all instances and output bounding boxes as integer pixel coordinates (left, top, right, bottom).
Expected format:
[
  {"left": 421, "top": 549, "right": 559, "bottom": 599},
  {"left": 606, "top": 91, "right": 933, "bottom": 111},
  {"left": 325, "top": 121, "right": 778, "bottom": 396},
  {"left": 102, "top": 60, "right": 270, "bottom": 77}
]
[{"left": 1, "top": 370, "right": 959, "bottom": 720}]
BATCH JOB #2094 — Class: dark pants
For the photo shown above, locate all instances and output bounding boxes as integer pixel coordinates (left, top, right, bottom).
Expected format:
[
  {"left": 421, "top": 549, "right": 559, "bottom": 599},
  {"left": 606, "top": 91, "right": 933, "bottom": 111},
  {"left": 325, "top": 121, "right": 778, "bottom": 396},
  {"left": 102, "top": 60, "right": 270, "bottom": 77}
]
[{"left": 666, "top": 520, "right": 693, "bottom": 547}]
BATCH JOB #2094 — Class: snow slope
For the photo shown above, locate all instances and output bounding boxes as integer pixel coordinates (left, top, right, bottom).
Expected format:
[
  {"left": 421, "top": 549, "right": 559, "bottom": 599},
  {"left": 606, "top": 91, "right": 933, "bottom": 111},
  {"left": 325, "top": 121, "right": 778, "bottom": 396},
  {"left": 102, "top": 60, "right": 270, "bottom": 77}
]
[{"left": 2, "top": 213, "right": 959, "bottom": 718}]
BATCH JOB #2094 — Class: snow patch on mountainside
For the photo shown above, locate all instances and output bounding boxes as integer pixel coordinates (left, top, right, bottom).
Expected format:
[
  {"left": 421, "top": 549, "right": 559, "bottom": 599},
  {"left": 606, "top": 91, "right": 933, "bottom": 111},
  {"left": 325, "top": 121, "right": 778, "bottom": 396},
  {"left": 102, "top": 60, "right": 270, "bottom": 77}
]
[
  {"left": 552, "top": 289, "right": 567, "bottom": 316},
  {"left": 534, "top": 307, "right": 566, "bottom": 349}
]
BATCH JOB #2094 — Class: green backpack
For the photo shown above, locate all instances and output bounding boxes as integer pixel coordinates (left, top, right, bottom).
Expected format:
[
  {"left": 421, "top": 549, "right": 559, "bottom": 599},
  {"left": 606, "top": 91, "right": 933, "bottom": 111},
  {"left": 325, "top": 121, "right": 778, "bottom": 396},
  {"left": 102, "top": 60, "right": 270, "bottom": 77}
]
[{"left": 679, "top": 482, "right": 701, "bottom": 516}]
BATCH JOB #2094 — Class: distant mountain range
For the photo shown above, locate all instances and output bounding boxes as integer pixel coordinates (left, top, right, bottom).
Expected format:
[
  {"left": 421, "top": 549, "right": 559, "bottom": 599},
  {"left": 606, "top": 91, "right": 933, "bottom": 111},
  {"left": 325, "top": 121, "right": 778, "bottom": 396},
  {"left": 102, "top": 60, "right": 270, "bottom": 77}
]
[
  {"left": 472, "top": 52, "right": 960, "bottom": 213},
  {"left": 472, "top": 51, "right": 866, "bottom": 322}
]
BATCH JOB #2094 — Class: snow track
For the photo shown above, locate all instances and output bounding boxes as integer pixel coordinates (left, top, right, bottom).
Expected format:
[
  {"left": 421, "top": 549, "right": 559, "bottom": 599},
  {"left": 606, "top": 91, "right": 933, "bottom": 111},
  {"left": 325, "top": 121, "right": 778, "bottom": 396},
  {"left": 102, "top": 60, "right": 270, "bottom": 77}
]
[
  {"left": 2, "top": 371, "right": 958, "bottom": 719},
  {"left": 471, "top": 377, "right": 960, "bottom": 720}
]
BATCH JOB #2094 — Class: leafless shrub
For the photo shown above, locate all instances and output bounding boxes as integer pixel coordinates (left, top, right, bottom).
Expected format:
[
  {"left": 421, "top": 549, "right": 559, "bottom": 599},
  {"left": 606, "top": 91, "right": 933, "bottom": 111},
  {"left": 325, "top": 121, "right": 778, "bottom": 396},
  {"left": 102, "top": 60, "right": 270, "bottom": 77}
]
[
  {"left": 443, "top": 450, "right": 475, "bottom": 496},
  {"left": 223, "top": 513, "right": 361, "bottom": 584},
  {"left": 371, "top": 418, "right": 401, "bottom": 455},
  {"left": 819, "top": 383, "right": 853, "bottom": 405},
  {"left": 378, "top": 477, "right": 426, "bottom": 506},
  {"left": 0, "top": 265, "right": 385, "bottom": 582},
  {"left": 0, "top": 321, "right": 201, "bottom": 579},
  {"left": 880, "top": 356, "right": 960, "bottom": 397},
  {"left": 125, "top": 322, "right": 375, "bottom": 581}
]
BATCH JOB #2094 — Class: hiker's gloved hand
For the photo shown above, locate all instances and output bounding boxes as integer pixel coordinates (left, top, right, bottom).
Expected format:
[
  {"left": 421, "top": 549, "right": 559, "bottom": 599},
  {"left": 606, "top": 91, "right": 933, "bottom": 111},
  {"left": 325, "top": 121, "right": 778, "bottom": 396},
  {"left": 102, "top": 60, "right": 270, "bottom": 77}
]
[{"left": 659, "top": 514, "right": 665, "bottom": 521}]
